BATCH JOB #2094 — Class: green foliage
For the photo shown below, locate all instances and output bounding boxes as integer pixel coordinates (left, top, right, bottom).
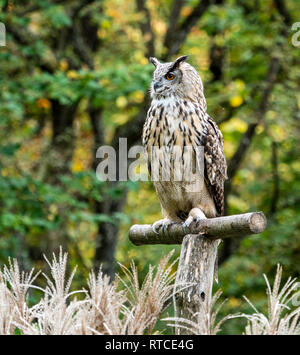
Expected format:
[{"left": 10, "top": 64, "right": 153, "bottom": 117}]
[{"left": 0, "top": 0, "right": 299, "bottom": 335}]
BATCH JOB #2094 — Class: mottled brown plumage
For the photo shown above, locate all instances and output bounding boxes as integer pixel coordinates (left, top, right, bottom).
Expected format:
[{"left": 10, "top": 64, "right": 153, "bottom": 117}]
[{"left": 143, "top": 56, "right": 227, "bottom": 231}]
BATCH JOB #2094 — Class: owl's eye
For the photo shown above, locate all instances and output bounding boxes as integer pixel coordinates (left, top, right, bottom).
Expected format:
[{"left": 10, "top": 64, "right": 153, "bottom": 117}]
[{"left": 165, "top": 72, "right": 175, "bottom": 81}]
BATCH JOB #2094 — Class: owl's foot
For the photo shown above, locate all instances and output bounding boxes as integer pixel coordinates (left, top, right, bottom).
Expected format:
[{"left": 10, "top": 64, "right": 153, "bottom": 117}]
[
  {"left": 152, "top": 218, "right": 175, "bottom": 235},
  {"left": 182, "top": 208, "right": 207, "bottom": 234}
]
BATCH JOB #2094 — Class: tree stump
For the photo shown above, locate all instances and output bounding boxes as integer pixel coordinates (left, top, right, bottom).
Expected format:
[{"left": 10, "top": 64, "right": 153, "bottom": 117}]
[{"left": 174, "top": 234, "right": 219, "bottom": 334}]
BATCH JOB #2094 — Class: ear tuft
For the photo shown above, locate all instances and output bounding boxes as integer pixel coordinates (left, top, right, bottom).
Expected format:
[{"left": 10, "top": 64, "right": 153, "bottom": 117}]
[
  {"left": 170, "top": 55, "right": 189, "bottom": 71},
  {"left": 149, "top": 57, "right": 160, "bottom": 67}
]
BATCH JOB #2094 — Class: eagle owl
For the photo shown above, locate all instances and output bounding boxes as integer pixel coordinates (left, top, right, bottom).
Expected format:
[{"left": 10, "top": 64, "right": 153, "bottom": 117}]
[{"left": 142, "top": 55, "right": 227, "bottom": 233}]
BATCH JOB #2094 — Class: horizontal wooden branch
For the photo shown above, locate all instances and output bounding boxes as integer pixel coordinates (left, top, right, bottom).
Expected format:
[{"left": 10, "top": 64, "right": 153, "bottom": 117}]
[{"left": 129, "top": 212, "right": 267, "bottom": 246}]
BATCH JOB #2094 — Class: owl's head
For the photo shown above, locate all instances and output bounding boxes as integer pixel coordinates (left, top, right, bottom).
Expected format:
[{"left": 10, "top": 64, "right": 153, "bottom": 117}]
[{"left": 149, "top": 55, "right": 205, "bottom": 104}]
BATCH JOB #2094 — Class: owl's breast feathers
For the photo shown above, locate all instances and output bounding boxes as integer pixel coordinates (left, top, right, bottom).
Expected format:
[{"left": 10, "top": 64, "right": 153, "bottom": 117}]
[{"left": 143, "top": 97, "right": 227, "bottom": 216}]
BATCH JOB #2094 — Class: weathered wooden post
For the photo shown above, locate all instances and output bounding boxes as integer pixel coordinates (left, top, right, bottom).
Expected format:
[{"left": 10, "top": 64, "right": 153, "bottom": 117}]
[{"left": 129, "top": 212, "right": 267, "bottom": 334}]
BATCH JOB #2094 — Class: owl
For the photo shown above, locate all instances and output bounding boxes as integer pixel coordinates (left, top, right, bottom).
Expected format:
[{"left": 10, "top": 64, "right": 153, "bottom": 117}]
[{"left": 142, "top": 55, "right": 227, "bottom": 233}]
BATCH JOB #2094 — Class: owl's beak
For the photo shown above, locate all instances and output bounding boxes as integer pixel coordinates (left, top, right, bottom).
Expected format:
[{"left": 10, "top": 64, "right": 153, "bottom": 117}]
[{"left": 154, "top": 82, "right": 162, "bottom": 92}]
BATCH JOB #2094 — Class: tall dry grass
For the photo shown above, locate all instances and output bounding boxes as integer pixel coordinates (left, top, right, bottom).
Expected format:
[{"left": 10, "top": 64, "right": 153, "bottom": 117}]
[
  {"left": 0, "top": 249, "right": 299, "bottom": 335},
  {"left": 164, "top": 289, "right": 238, "bottom": 335},
  {"left": 0, "top": 248, "right": 177, "bottom": 335},
  {"left": 242, "top": 265, "right": 300, "bottom": 335}
]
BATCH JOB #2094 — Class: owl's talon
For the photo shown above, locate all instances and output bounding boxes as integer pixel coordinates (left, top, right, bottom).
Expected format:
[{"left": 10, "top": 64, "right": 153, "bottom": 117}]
[
  {"left": 195, "top": 216, "right": 202, "bottom": 224},
  {"left": 152, "top": 219, "right": 174, "bottom": 235},
  {"left": 182, "top": 210, "right": 207, "bottom": 234},
  {"left": 182, "top": 216, "right": 193, "bottom": 234},
  {"left": 152, "top": 221, "right": 160, "bottom": 235},
  {"left": 183, "top": 216, "right": 193, "bottom": 228}
]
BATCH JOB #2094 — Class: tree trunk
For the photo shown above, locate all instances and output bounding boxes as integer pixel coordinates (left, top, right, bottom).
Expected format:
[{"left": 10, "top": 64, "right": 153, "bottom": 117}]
[
  {"left": 44, "top": 100, "right": 78, "bottom": 254},
  {"left": 46, "top": 100, "right": 79, "bottom": 184}
]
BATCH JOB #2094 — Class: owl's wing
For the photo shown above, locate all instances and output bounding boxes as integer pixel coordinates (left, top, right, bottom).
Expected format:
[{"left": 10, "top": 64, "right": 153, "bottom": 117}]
[{"left": 203, "top": 115, "right": 228, "bottom": 216}]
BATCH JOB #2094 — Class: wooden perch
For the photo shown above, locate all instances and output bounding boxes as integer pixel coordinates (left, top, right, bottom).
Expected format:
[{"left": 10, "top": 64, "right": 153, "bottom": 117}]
[
  {"left": 129, "top": 211, "right": 267, "bottom": 334},
  {"left": 174, "top": 234, "right": 220, "bottom": 334},
  {"left": 129, "top": 212, "right": 267, "bottom": 246}
]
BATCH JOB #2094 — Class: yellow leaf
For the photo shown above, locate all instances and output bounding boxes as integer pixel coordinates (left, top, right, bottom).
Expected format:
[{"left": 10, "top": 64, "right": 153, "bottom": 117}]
[
  {"left": 266, "top": 110, "right": 277, "bottom": 120},
  {"left": 129, "top": 90, "right": 144, "bottom": 104},
  {"left": 128, "top": 249, "right": 137, "bottom": 259},
  {"left": 221, "top": 117, "right": 247, "bottom": 133},
  {"left": 116, "top": 96, "right": 128, "bottom": 108},
  {"left": 269, "top": 124, "right": 287, "bottom": 142},
  {"left": 228, "top": 297, "right": 241, "bottom": 308},
  {"left": 1, "top": 168, "right": 8, "bottom": 176},
  {"left": 139, "top": 57, "right": 148, "bottom": 65},
  {"left": 59, "top": 59, "right": 68, "bottom": 71},
  {"left": 223, "top": 140, "right": 236, "bottom": 159},
  {"left": 113, "top": 113, "right": 128, "bottom": 125},
  {"left": 67, "top": 70, "right": 78, "bottom": 79},
  {"left": 228, "top": 195, "right": 248, "bottom": 211},
  {"left": 181, "top": 6, "right": 193, "bottom": 17},
  {"left": 37, "top": 98, "right": 51, "bottom": 110},
  {"left": 106, "top": 9, "right": 119, "bottom": 19},
  {"left": 101, "top": 20, "right": 111, "bottom": 29},
  {"left": 255, "top": 124, "right": 264, "bottom": 135},
  {"left": 291, "top": 161, "right": 300, "bottom": 172},
  {"left": 49, "top": 204, "right": 58, "bottom": 214},
  {"left": 235, "top": 79, "right": 245, "bottom": 91},
  {"left": 134, "top": 51, "right": 147, "bottom": 64},
  {"left": 99, "top": 78, "right": 111, "bottom": 86},
  {"left": 278, "top": 163, "right": 293, "bottom": 182},
  {"left": 189, "top": 47, "right": 202, "bottom": 56},
  {"left": 97, "top": 29, "right": 106, "bottom": 39},
  {"left": 72, "top": 161, "right": 84, "bottom": 173},
  {"left": 229, "top": 95, "right": 243, "bottom": 107}
]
